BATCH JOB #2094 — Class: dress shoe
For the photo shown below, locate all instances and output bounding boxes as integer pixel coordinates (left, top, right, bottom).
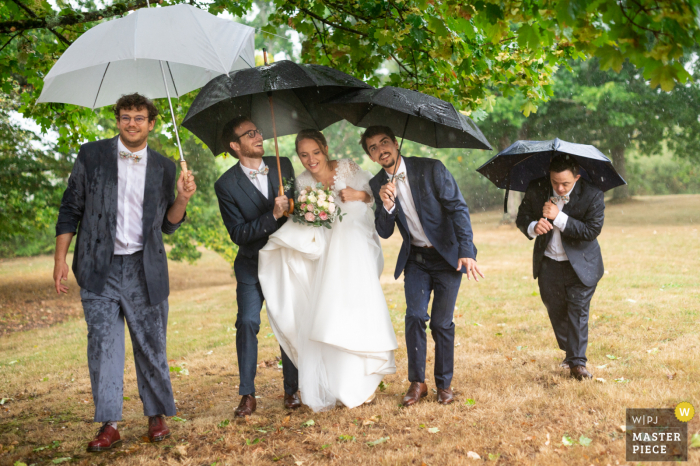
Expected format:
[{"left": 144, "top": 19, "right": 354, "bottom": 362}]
[
  {"left": 559, "top": 359, "right": 571, "bottom": 369},
  {"left": 148, "top": 415, "right": 171, "bottom": 442},
  {"left": 87, "top": 424, "right": 121, "bottom": 452},
  {"left": 437, "top": 387, "right": 454, "bottom": 405},
  {"left": 284, "top": 392, "right": 302, "bottom": 410},
  {"left": 570, "top": 365, "right": 593, "bottom": 380},
  {"left": 364, "top": 392, "right": 377, "bottom": 405},
  {"left": 235, "top": 394, "right": 257, "bottom": 417},
  {"left": 401, "top": 382, "right": 428, "bottom": 407}
]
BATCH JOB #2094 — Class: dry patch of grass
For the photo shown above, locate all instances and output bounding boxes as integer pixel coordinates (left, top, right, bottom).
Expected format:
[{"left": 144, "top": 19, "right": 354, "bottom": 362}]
[{"left": 0, "top": 195, "right": 699, "bottom": 465}]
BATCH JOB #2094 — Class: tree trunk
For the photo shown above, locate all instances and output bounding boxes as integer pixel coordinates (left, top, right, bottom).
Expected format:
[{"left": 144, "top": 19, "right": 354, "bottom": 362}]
[{"left": 610, "top": 145, "right": 630, "bottom": 201}]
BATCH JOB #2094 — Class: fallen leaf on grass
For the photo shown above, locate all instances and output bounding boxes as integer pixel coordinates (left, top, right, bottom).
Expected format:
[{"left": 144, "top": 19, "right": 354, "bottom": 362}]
[
  {"left": 428, "top": 427, "right": 440, "bottom": 433},
  {"left": 545, "top": 433, "right": 550, "bottom": 445},
  {"left": 173, "top": 445, "right": 187, "bottom": 457},
  {"left": 646, "top": 348, "right": 659, "bottom": 354},
  {"left": 596, "top": 364, "right": 607, "bottom": 369},
  {"left": 667, "top": 373, "right": 676, "bottom": 380},
  {"left": 689, "top": 433, "right": 700, "bottom": 448},
  {"left": 614, "top": 378, "right": 629, "bottom": 383},
  {"left": 281, "top": 415, "right": 291, "bottom": 426},
  {"left": 606, "top": 355, "right": 618, "bottom": 360},
  {"left": 52, "top": 459, "right": 71, "bottom": 464},
  {"left": 0, "top": 398, "right": 12, "bottom": 405},
  {"left": 366, "top": 436, "right": 389, "bottom": 447},
  {"left": 495, "top": 333, "right": 503, "bottom": 337},
  {"left": 338, "top": 435, "right": 355, "bottom": 442},
  {"left": 488, "top": 453, "right": 500, "bottom": 460},
  {"left": 217, "top": 419, "right": 230, "bottom": 428},
  {"left": 301, "top": 419, "right": 315, "bottom": 427},
  {"left": 362, "top": 419, "right": 375, "bottom": 426},
  {"left": 464, "top": 398, "right": 476, "bottom": 406},
  {"left": 617, "top": 425, "right": 626, "bottom": 432},
  {"left": 245, "top": 438, "right": 262, "bottom": 446},
  {"left": 172, "top": 416, "right": 187, "bottom": 422},
  {"left": 595, "top": 378, "right": 606, "bottom": 383},
  {"left": 379, "top": 381, "right": 388, "bottom": 391},
  {"left": 467, "top": 451, "right": 480, "bottom": 459},
  {"left": 562, "top": 435, "right": 574, "bottom": 446},
  {"left": 579, "top": 435, "right": 592, "bottom": 446}
]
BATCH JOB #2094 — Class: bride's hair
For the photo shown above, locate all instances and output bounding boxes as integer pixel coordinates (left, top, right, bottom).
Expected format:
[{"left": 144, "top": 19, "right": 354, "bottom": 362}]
[{"left": 295, "top": 129, "right": 329, "bottom": 161}]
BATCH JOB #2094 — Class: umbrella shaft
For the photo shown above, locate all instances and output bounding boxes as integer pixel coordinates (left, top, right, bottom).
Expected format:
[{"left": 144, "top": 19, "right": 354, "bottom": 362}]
[
  {"left": 268, "top": 94, "right": 284, "bottom": 196},
  {"left": 159, "top": 60, "right": 185, "bottom": 162}
]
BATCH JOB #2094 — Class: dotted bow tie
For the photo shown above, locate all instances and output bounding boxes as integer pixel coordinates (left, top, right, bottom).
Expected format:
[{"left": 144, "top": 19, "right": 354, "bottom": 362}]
[
  {"left": 550, "top": 195, "right": 570, "bottom": 204},
  {"left": 389, "top": 172, "right": 406, "bottom": 183},
  {"left": 119, "top": 151, "right": 143, "bottom": 163},
  {"left": 249, "top": 166, "right": 269, "bottom": 180}
]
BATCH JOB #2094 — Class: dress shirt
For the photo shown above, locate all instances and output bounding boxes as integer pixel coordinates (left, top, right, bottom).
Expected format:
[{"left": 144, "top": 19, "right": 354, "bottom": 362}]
[
  {"left": 240, "top": 160, "right": 269, "bottom": 199},
  {"left": 114, "top": 138, "right": 148, "bottom": 255},
  {"left": 384, "top": 158, "right": 432, "bottom": 247},
  {"left": 527, "top": 183, "right": 575, "bottom": 261}
]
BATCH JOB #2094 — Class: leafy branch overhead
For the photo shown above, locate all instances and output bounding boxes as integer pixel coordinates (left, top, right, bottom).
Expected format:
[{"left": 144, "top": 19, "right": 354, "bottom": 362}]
[{"left": 269, "top": 0, "right": 699, "bottom": 114}]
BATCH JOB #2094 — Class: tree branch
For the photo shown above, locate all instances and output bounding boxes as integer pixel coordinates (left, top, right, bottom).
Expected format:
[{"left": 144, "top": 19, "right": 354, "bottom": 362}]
[
  {"left": 287, "top": 2, "right": 368, "bottom": 37},
  {"left": 0, "top": 30, "right": 22, "bottom": 53},
  {"left": 311, "top": 18, "right": 336, "bottom": 66},
  {"left": 0, "top": 0, "right": 156, "bottom": 35}
]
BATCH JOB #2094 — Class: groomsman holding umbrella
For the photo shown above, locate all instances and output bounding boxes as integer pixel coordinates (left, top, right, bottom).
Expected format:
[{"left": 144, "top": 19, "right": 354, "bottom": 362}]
[
  {"left": 515, "top": 155, "right": 605, "bottom": 380},
  {"left": 53, "top": 94, "right": 196, "bottom": 451}
]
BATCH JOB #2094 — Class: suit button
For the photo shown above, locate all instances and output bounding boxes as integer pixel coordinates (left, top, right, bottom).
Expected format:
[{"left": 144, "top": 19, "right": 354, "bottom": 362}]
[
  {"left": 96, "top": 239, "right": 101, "bottom": 244},
  {"left": 159, "top": 249, "right": 163, "bottom": 254}
]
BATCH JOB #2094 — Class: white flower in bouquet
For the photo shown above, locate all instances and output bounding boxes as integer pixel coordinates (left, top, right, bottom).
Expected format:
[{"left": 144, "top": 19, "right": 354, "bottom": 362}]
[
  {"left": 328, "top": 203, "right": 336, "bottom": 213},
  {"left": 317, "top": 191, "right": 327, "bottom": 201},
  {"left": 308, "top": 194, "right": 317, "bottom": 203},
  {"left": 328, "top": 195, "right": 334, "bottom": 203},
  {"left": 318, "top": 200, "right": 327, "bottom": 208},
  {"left": 299, "top": 194, "right": 308, "bottom": 203},
  {"left": 300, "top": 189, "right": 307, "bottom": 196}
]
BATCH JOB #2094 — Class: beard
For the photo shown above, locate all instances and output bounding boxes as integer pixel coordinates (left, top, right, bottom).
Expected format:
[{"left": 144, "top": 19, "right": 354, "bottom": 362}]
[{"left": 378, "top": 151, "right": 398, "bottom": 169}]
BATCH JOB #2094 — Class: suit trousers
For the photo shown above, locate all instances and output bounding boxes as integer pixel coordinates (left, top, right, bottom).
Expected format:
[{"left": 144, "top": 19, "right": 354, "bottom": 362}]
[
  {"left": 404, "top": 247, "right": 462, "bottom": 389},
  {"left": 80, "top": 251, "right": 176, "bottom": 422},
  {"left": 235, "top": 280, "right": 299, "bottom": 396},
  {"left": 537, "top": 257, "right": 597, "bottom": 367}
]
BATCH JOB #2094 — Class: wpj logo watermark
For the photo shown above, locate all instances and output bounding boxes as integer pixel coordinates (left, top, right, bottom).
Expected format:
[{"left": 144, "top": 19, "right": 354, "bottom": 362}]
[{"left": 626, "top": 403, "right": 695, "bottom": 462}]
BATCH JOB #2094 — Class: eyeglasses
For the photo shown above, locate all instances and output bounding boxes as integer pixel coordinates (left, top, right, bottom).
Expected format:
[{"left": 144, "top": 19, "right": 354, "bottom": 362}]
[
  {"left": 119, "top": 115, "right": 148, "bottom": 125},
  {"left": 368, "top": 137, "right": 394, "bottom": 155},
  {"left": 235, "top": 129, "right": 263, "bottom": 141}
]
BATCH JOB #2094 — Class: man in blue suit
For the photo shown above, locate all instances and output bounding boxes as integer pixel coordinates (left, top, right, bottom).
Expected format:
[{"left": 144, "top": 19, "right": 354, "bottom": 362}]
[
  {"left": 214, "top": 116, "right": 300, "bottom": 417},
  {"left": 366, "top": 126, "right": 483, "bottom": 406}
]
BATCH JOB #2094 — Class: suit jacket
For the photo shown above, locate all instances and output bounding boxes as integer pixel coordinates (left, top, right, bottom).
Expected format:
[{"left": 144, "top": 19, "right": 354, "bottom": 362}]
[
  {"left": 55, "top": 136, "right": 184, "bottom": 305},
  {"left": 370, "top": 156, "right": 477, "bottom": 279},
  {"left": 515, "top": 176, "right": 605, "bottom": 287},
  {"left": 214, "top": 156, "right": 295, "bottom": 284}
]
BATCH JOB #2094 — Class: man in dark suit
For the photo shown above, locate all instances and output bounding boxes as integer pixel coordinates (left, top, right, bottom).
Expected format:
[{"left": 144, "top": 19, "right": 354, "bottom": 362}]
[
  {"left": 214, "top": 116, "right": 300, "bottom": 417},
  {"left": 516, "top": 155, "right": 605, "bottom": 380},
  {"left": 365, "top": 126, "right": 483, "bottom": 407},
  {"left": 53, "top": 93, "right": 196, "bottom": 451}
]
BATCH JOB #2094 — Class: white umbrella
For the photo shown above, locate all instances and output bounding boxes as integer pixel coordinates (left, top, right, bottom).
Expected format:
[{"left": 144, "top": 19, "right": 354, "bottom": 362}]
[{"left": 37, "top": 3, "right": 255, "bottom": 172}]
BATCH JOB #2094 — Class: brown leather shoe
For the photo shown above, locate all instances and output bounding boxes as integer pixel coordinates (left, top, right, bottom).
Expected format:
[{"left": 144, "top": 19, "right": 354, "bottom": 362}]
[
  {"left": 401, "top": 382, "right": 428, "bottom": 407},
  {"left": 87, "top": 424, "right": 121, "bottom": 452},
  {"left": 570, "top": 365, "right": 593, "bottom": 380},
  {"left": 235, "top": 394, "right": 257, "bottom": 417},
  {"left": 148, "top": 415, "right": 171, "bottom": 442},
  {"left": 284, "top": 392, "right": 301, "bottom": 410},
  {"left": 559, "top": 359, "right": 571, "bottom": 369},
  {"left": 437, "top": 387, "right": 454, "bottom": 405}
]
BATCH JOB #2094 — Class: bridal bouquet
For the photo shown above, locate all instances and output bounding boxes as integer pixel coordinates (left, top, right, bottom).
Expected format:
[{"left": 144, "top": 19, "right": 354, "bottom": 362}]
[{"left": 292, "top": 183, "right": 343, "bottom": 229}]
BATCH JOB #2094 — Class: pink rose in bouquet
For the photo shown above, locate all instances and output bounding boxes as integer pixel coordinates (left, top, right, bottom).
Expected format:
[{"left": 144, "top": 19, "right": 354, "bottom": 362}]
[
  {"left": 301, "top": 203, "right": 307, "bottom": 210},
  {"left": 318, "top": 211, "right": 328, "bottom": 221},
  {"left": 306, "top": 204, "right": 314, "bottom": 212},
  {"left": 304, "top": 212, "right": 315, "bottom": 222}
]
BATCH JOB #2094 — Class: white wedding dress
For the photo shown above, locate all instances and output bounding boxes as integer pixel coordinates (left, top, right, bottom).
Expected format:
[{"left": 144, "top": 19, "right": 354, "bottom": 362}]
[{"left": 258, "top": 159, "right": 397, "bottom": 412}]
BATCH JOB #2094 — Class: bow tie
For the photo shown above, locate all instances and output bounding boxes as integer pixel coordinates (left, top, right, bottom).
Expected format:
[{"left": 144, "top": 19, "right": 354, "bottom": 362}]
[
  {"left": 389, "top": 172, "right": 406, "bottom": 183},
  {"left": 119, "top": 150, "right": 143, "bottom": 163},
  {"left": 550, "top": 195, "right": 570, "bottom": 204},
  {"left": 248, "top": 166, "right": 269, "bottom": 180}
]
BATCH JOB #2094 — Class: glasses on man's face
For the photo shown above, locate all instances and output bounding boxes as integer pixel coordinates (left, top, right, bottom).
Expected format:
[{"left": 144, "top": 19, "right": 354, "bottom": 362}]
[
  {"left": 120, "top": 115, "right": 148, "bottom": 125},
  {"left": 235, "top": 129, "right": 263, "bottom": 141},
  {"left": 368, "top": 138, "right": 394, "bottom": 155}
]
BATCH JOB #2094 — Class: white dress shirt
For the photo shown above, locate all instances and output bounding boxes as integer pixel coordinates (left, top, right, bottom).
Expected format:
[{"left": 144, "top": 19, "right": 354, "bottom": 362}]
[
  {"left": 384, "top": 158, "right": 432, "bottom": 247},
  {"left": 114, "top": 138, "right": 148, "bottom": 255},
  {"left": 240, "top": 160, "right": 269, "bottom": 199},
  {"left": 527, "top": 183, "right": 575, "bottom": 261}
]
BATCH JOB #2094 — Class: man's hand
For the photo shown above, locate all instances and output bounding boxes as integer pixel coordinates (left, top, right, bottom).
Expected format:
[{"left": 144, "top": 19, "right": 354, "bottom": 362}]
[
  {"left": 339, "top": 188, "right": 369, "bottom": 203},
  {"left": 54, "top": 260, "right": 70, "bottom": 294},
  {"left": 542, "top": 200, "right": 559, "bottom": 220},
  {"left": 534, "top": 218, "right": 553, "bottom": 236},
  {"left": 273, "top": 195, "right": 290, "bottom": 219},
  {"left": 379, "top": 180, "right": 396, "bottom": 211},
  {"left": 176, "top": 170, "right": 197, "bottom": 200},
  {"left": 457, "top": 258, "right": 484, "bottom": 282}
]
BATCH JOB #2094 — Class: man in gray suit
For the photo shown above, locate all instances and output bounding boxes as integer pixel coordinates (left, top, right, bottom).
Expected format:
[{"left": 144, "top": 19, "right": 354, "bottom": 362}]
[
  {"left": 516, "top": 155, "right": 605, "bottom": 381},
  {"left": 53, "top": 93, "right": 196, "bottom": 451}
]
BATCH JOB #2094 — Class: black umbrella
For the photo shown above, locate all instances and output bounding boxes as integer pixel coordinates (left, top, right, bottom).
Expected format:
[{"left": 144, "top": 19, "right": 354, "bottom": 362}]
[
  {"left": 321, "top": 86, "right": 492, "bottom": 150},
  {"left": 182, "top": 57, "right": 372, "bottom": 156},
  {"left": 476, "top": 138, "right": 627, "bottom": 212}
]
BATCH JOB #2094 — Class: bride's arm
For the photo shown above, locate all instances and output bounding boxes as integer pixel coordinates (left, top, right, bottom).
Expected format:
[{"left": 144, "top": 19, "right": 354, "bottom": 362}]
[{"left": 339, "top": 160, "right": 374, "bottom": 204}]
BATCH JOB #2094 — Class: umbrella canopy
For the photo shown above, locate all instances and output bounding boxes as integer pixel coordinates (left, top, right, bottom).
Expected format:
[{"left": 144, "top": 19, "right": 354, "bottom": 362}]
[
  {"left": 181, "top": 60, "right": 372, "bottom": 156},
  {"left": 37, "top": 4, "right": 255, "bottom": 109},
  {"left": 476, "top": 138, "right": 626, "bottom": 193},
  {"left": 321, "top": 86, "right": 492, "bottom": 150}
]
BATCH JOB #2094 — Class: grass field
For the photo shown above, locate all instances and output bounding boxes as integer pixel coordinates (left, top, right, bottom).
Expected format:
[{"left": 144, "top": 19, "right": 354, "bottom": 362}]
[{"left": 0, "top": 195, "right": 699, "bottom": 466}]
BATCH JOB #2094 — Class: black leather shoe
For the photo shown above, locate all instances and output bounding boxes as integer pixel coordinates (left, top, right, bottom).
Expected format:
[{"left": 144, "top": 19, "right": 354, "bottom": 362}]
[{"left": 570, "top": 365, "right": 593, "bottom": 380}]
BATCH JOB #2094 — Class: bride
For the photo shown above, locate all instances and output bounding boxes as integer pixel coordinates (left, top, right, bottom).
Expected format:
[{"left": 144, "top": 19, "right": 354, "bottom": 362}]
[{"left": 258, "top": 129, "right": 397, "bottom": 412}]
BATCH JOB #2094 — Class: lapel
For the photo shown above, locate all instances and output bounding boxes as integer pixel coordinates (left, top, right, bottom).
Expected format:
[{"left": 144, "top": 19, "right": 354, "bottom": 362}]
[
  {"left": 403, "top": 157, "right": 423, "bottom": 219},
  {"left": 562, "top": 180, "right": 582, "bottom": 215},
  {"left": 234, "top": 163, "right": 268, "bottom": 213},
  {"left": 267, "top": 158, "right": 281, "bottom": 200},
  {"left": 141, "top": 148, "right": 163, "bottom": 246},
  {"left": 105, "top": 136, "right": 120, "bottom": 241}
]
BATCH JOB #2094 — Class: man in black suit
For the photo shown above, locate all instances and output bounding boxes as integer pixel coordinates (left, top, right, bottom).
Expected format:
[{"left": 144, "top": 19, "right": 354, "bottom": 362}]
[
  {"left": 365, "top": 126, "right": 483, "bottom": 407},
  {"left": 53, "top": 93, "right": 196, "bottom": 451},
  {"left": 516, "top": 155, "right": 605, "bottom": 380},
  {"left": 214, "top": 116, "right": 300, "bottom": 417}
]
